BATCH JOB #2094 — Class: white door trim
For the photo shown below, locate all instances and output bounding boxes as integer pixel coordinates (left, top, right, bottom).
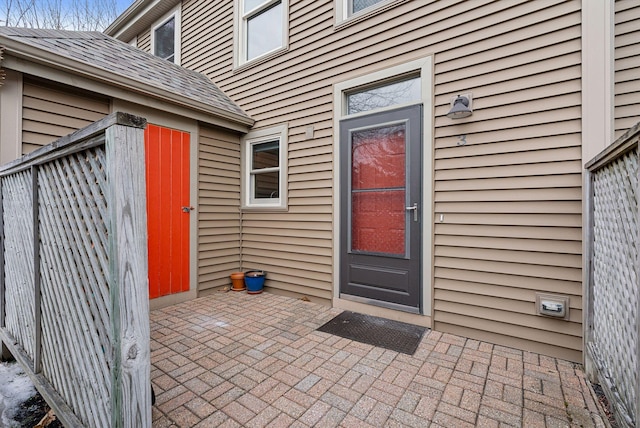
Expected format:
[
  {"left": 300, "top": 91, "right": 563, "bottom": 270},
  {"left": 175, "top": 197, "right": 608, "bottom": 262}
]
[{"left": 332, "top": 55, "right": 434, "bottom": 317}]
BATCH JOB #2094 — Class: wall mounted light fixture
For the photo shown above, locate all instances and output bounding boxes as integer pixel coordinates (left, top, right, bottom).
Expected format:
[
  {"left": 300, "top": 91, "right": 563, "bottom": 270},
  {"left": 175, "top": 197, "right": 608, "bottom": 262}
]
[{"left": 447, "top": 94, "right": 473, "bottom": 119}]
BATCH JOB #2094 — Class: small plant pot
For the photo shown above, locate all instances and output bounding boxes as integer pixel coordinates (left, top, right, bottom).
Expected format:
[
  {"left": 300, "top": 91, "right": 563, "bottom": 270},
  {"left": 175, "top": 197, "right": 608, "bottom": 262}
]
[
  {"left": 230, "top": 272, "right": 245, "bottom": 291},
  {"left": 245, "top": 270, "right": 266, "bottom": 294}
]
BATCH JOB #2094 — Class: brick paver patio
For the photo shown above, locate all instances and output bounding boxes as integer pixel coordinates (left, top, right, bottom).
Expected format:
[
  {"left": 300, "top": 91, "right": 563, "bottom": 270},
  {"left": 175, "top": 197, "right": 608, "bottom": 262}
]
[{"left": 150, "top": 291, "right": 608, "bottom": 427}]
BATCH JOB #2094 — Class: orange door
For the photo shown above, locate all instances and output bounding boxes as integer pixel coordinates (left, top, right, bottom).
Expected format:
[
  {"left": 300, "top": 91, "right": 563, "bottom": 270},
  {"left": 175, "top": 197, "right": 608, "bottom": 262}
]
[{"left": 145, "top": 124, "right": 190, "bottom": 299}]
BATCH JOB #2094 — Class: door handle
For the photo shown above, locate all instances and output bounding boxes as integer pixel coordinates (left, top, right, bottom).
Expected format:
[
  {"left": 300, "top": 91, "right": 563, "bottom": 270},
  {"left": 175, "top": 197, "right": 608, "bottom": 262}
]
[
  {"left": 181, "top": 206, "right": 194, "bottom": 213},
  {"left": 405, "top": 203, "right": 418, "bottom": 222}
]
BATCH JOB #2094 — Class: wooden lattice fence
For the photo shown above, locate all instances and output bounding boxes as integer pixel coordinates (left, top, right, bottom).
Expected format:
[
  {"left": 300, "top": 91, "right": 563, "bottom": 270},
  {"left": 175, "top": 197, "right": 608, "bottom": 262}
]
[
  {"left": 585, "top": 122, "right": 639, "bottom": 428},
  {"left": 0, "top": 112, "right": 151, "bottom": 428}
]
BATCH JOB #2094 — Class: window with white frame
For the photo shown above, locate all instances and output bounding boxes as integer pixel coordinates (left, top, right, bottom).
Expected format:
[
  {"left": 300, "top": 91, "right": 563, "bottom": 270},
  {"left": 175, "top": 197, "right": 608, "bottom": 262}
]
[
  {"left": 151, "top": 7, "right": 181, "bottom": 64},
  {"left": 242, "top": 125, "right": 288, "bottom": 208},
  {"left": 335, "top": 0, "right": 396, "bottom": 24},
  {"left": 350, "top": 0, "right": 385, "bottom": 15},
  {"left": 236, "top": 0, "right": 288, "bottom": 65}
]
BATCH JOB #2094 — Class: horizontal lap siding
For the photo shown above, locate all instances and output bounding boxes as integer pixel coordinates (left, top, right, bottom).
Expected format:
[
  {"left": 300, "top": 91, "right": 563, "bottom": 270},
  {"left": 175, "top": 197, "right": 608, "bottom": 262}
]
[
  {"left": 181, "top": 0, "right": 582, "bottom": 359},
  {"left": 21, "top": 81, "right": 110, "bottom": 154},
  {"left": 614, "top": 0, "right": 640, "bottom": 138},
  {"left": 432, "top": 1, "right": 583, "bottom": 362},
  {"left": 182, "top": 0, "right": 336, "bottom": 299},
  {"left": 137, "top": 29, "right": 151, "bottom": 53},
  {"left": 198, "top": 126, "right": 242, "bottom": 291}
]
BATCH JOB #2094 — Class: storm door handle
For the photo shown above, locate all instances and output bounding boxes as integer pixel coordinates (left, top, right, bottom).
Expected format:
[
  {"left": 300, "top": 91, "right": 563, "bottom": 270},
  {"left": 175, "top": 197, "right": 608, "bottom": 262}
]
[{"left": 405, "top": 203, "right": 418, "bottom": 222}]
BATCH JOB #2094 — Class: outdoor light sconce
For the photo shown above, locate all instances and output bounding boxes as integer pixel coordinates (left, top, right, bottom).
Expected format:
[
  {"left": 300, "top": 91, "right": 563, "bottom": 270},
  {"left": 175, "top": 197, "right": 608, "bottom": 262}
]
[{"left": 447, "top": 94, "right": 473, "bottom": 119}]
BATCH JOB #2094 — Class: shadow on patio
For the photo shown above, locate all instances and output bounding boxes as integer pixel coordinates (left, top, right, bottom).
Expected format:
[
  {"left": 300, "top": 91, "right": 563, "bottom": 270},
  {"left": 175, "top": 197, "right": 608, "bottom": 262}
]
[{"left": 150, "top": 292, "right": 607, "bottom": 427}]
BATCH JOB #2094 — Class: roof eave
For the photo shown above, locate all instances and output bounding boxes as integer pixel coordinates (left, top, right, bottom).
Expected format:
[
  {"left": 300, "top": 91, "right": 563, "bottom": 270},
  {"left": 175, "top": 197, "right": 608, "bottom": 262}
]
[
  {"left": 105, "top": 0, "right": 180, "bottom": 41},
  {"left": 0, "top": 38, "right": 255, "bottom": 129}
]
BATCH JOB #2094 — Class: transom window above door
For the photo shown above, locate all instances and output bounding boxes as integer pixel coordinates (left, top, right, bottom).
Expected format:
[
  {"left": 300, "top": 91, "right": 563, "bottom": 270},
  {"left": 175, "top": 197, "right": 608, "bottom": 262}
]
[
  {"left": 346, "top": 76, "right": 421, "bottom": 115},
  {"left": 236, "top": 0, "right": 289, "bottom": 65}
]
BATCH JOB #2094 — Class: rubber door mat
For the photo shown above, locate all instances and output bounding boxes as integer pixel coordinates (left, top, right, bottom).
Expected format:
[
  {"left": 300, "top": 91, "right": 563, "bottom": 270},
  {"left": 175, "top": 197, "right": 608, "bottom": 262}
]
[{"left": 317, "top": 311, "right": 427, "bottom": 355}]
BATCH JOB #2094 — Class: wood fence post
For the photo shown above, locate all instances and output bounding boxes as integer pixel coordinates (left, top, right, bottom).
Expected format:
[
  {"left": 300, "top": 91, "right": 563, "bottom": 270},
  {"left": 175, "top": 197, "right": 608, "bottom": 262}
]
[{"left": 106, "top": 120, "right": 150, "bottom": 428}]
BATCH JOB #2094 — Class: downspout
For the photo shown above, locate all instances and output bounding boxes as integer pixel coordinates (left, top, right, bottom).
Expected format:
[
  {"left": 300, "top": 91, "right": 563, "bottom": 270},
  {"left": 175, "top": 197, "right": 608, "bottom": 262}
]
[{"left": 239, "top": 207, "right": 243, "bottom": 273}]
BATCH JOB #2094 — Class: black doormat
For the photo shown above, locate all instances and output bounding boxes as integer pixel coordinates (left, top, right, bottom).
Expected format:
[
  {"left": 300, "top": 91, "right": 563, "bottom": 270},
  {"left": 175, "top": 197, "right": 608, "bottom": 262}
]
[{"left": 317, "top": 311, "right": 427, "bottom": 355}]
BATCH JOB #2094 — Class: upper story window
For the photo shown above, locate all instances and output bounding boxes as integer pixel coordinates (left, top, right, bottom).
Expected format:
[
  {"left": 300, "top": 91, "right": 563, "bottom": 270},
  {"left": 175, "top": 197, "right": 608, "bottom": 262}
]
[
  {"left": 151, "top": 7, "right": 181, "bottom": 64},
  {"left": 335, "top": 0, "right": 398, "bottom": 24},
  {"left": 350, "top": 0, "right": 385, "bottom": 15},
  {"left": 236, "top": 0, "right": 288, "bottom": 66}
]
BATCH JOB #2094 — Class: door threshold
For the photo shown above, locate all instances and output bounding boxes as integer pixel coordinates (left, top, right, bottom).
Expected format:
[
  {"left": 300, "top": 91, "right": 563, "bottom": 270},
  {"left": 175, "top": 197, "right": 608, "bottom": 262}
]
[{"left": 334, "top": 295, "right": 431, "bottom": 328}]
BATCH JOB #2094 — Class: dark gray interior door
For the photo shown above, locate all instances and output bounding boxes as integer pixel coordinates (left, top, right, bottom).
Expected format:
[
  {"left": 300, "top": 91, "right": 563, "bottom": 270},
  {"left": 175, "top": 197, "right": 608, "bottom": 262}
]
[{"left": 340, "top": 105, "right": 422, "bottom": 311}]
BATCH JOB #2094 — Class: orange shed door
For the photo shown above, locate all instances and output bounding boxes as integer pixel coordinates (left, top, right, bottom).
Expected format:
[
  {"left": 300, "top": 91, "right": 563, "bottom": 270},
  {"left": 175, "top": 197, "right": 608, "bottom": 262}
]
[{"left": 145, "top": 124, "right": 190, "bottom": 299}]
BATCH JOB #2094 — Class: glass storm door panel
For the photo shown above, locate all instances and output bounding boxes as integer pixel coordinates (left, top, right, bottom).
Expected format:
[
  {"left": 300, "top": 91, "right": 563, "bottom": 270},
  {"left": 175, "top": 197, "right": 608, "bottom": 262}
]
[{"left": 340, "top": 105, "right": 422, "bottom": 311}]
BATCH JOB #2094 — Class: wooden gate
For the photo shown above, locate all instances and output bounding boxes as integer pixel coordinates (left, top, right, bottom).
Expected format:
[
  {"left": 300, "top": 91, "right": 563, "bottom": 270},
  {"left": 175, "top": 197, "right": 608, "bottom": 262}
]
[{"left": 145, "top": 124, "right": 190, "bottom": 299}]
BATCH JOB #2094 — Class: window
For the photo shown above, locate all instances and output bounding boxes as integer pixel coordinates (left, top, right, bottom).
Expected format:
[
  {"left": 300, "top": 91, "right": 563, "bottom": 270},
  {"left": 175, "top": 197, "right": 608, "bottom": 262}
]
[
  {"left": 335, "top": 0, "right": 398, "bottom": 24},
  {"left": 151, "top": 7, "right": 181, "bottom": 64},
  {"left": 346, "top": 76, "right": 421, "bottom": 115},
  {"left": 350, "top": 0, "right": 385, "bottom": 15},
  {"left": 242, "top": 125, "right": 288, "bottom": 208},
  {"left": 236, "top": 0, "right": 288, "bottom": 65}
]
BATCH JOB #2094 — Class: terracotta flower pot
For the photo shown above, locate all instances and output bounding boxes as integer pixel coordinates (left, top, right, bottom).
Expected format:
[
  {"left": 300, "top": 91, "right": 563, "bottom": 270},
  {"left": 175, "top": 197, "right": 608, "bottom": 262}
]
[{"left": 230, "top": 272, "right": 245, "bottom": 291}]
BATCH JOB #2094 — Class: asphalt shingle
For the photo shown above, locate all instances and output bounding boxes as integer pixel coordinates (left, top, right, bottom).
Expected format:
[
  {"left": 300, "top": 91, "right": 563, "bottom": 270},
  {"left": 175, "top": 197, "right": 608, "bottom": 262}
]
[{"left": 0, "top": 27, "right": 251, "bottom": 122}]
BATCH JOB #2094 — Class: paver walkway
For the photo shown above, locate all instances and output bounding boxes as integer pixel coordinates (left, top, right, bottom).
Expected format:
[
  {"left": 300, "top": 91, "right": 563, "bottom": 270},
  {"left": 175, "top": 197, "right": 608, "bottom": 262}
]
[{"left": 150, "top": 292, "right": 608, "bottom": 427}]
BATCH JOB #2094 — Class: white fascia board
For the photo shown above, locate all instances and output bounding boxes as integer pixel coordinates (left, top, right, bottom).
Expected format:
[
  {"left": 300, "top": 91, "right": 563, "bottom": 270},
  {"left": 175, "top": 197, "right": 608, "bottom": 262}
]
[{"left": 105, "top": 0, "right": 179, "bottom": 42}]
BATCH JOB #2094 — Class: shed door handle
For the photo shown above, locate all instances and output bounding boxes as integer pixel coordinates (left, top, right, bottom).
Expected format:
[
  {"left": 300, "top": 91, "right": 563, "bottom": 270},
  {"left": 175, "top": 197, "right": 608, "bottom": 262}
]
[{"left": 181, "top": 206, "right": 194, "bottom": 213}]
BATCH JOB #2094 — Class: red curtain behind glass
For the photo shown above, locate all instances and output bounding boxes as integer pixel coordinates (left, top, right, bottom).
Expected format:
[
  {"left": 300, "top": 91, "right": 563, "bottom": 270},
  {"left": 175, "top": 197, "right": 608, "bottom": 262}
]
[{"left": 351, "top": 126, "right": 406, "bottom": 255}]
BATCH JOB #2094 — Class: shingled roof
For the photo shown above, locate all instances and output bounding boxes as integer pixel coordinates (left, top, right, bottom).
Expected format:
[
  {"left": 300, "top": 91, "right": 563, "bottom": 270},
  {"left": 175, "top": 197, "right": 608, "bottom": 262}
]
[{"left": 0, "top": 27, "right": 253, "bottom": 126}]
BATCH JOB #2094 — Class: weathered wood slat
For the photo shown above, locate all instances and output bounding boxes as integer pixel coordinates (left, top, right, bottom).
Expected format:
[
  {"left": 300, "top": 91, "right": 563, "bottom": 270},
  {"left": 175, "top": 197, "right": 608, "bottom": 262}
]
[
  {"left": 32, "top": 165, "right": 42, "bottom": 374},
  {"left": 0, "top": 329, "right": 84, "bottom": 428},
  {"left": 0, "top": 112, "right": 146, "bottom": 176},
  {"left": 46, "top": 154, "right": 111, "bottom": 346},
  {"left": 0, "top": 112, "right": 150, "bottom": 427},
  {"left": 586, "top": 121, "right": 639, "bottom": 428},
  {"left": 38, "top": 182, "right": 104, "bottom": 425},
  {"left": 2, "top": 171, "right": 35, "bottom": 361},
  {"left": 64, "top": 152, "right": 111, "bottom": 332},
  {"left": 38, "top": 157, "right": 111, "bottom": 426}
]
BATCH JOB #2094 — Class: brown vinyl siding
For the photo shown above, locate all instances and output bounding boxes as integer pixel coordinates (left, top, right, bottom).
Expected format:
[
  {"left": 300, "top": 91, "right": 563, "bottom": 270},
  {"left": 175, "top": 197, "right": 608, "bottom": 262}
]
[
  {"left": 198, "top": 125, "right": 242, "bottom": 291},
  {"left": 614, "top": 0, "right": 640, "bottom": 138},
  {"left": 180, "top": 0, "right": 582, "bottom": 360},
  {"left": 21, "top": 80, "right": 109, "bottom": 154},
  {"left": 137, "top": 28, "right": 151, "bottom": 53},
  {"left": 432, "top": 1, "right": 582, "bottom": 362}
]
